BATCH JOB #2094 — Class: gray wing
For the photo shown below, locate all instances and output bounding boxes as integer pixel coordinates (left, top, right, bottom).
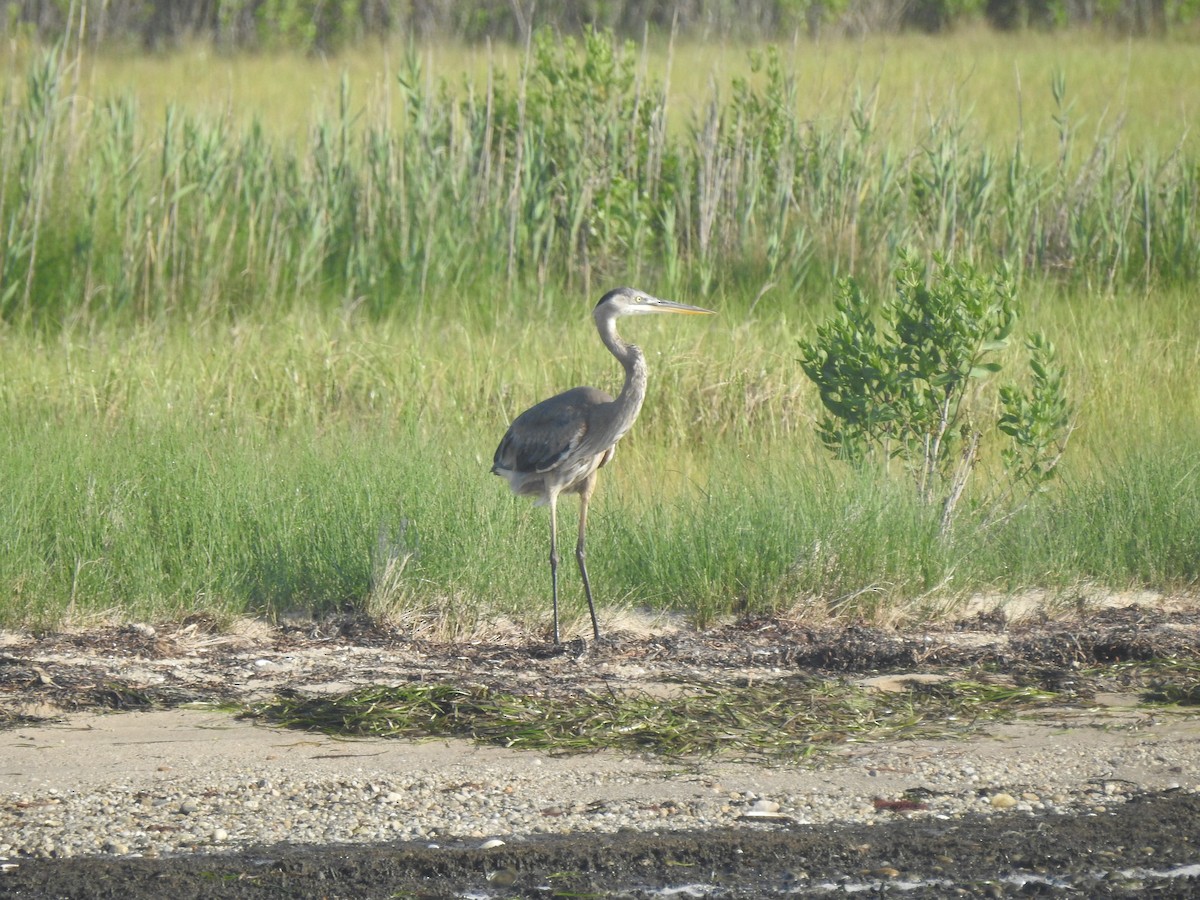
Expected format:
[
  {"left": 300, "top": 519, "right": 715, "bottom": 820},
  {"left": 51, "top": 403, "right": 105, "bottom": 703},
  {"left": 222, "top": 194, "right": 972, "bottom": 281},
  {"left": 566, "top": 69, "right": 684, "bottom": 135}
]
[{"left": 493, "top": 386, "right": 613, "bottom": 475}]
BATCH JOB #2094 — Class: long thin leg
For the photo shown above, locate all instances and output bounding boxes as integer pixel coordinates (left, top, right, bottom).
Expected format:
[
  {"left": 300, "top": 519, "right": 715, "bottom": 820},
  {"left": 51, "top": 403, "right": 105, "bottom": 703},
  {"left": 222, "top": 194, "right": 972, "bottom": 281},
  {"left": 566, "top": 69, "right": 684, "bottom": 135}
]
[
  {"left": 547, "top": 492, "right": 561, "bottom": 644},
  {"left": 576, "top": 474, "right": 601, "bottom": 641}
]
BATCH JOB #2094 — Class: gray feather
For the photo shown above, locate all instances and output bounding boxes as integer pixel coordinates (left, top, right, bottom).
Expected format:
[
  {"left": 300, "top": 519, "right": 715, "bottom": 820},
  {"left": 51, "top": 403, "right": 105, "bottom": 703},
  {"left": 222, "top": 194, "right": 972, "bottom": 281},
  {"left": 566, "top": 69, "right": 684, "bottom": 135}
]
[{"left": 493, "top": 386, "right": 613, "bottom": 477}]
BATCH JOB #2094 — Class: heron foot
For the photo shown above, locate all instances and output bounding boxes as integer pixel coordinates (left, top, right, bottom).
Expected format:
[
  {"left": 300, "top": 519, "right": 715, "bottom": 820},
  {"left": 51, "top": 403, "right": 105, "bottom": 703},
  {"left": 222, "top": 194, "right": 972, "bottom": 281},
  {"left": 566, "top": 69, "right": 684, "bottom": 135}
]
[{"left": 530, "top": 636, "right": 587, "bottom": 658}]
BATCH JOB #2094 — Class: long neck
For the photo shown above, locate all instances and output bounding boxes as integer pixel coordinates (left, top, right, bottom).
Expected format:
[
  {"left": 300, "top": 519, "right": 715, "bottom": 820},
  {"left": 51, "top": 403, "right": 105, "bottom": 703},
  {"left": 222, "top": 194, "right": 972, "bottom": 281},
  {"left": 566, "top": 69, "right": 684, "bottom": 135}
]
[{"left": 596, "top": 311, "right": 648, "bottom": 427}]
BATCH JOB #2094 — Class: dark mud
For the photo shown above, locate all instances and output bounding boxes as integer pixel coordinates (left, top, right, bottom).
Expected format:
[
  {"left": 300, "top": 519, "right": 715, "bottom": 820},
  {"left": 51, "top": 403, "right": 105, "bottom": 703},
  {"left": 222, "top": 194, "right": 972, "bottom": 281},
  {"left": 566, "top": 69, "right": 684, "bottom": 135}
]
[{"left": 4, "top": 790, "right": 1199, "bottom": 898}]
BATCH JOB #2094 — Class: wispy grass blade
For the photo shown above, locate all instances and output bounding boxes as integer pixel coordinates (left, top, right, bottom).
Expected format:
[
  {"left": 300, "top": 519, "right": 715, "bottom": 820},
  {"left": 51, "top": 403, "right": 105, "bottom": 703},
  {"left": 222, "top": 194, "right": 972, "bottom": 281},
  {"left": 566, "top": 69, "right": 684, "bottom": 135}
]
[
  {"left": 247, "top": 677, "right": 1063, "bottom": 760},
  {"left": 3, "top": 34, "right": 1200, "bottom": 328}
]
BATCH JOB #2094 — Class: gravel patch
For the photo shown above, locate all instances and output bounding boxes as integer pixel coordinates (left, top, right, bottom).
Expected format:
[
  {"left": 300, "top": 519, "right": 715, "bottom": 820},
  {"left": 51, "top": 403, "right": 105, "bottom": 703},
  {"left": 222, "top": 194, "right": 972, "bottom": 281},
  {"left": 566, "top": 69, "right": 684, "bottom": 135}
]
[{"left": 1, "top": 704, "right": 1196, "bottom": 861}]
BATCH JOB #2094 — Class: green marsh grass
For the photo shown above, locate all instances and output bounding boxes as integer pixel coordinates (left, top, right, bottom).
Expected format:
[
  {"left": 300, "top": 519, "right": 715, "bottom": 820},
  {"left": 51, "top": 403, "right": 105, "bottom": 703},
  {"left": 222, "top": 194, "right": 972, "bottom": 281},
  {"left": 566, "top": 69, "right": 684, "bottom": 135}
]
[
  {"left": 3, "top": 300, "right": 1199, "bottom": 632},
  {"left": 246, "top": 677, "right": 1063, "bottom": 760},
  {"left": 3, "top": 31, "right": 1199, "bottom": 327},
  {"left": 1, "top": 31, "right": 1198, "bottom": 632}
]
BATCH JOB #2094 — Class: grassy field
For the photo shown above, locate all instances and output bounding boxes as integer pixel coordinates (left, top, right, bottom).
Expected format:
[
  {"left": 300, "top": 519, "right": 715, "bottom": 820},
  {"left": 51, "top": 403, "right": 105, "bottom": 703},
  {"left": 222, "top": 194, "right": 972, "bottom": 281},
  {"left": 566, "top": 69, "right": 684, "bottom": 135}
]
[
  {"left": 31, "top": 30, "right": 1200, "bottom": 157},
  {"left": 1, "top": 30, "right": 1198, "bottom": 635}
]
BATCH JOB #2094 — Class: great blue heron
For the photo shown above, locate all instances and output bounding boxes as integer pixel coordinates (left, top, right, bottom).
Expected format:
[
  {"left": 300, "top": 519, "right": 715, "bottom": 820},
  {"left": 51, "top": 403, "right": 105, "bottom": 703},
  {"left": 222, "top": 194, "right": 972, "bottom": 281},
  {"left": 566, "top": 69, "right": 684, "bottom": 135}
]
[{"left": 492, "top": 287, "right": 715, "bottom": 644}]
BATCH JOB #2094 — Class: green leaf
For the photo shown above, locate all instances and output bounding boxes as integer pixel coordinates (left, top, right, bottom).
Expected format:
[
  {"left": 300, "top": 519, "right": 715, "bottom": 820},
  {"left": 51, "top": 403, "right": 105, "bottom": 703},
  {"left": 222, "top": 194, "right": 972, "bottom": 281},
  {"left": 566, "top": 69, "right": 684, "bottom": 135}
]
[{"left": 969, "top": 362, "right": 1003, "bottom": 377}]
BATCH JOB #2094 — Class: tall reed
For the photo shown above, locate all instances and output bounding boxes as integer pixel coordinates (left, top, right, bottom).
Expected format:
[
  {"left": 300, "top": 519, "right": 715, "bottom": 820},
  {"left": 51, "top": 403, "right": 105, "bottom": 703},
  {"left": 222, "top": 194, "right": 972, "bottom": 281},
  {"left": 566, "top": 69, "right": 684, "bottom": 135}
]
[{"left": 2, "top": 31, "right": 1197, "bottom": 328}]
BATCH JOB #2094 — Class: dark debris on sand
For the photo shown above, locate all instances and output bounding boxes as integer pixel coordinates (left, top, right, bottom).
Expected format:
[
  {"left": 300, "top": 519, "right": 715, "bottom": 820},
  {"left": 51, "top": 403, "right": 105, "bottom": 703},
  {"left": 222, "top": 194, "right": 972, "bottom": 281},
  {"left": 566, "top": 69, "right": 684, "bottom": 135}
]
[{"left": 2, "top": 605, "right": 1199, "bottom": 724}]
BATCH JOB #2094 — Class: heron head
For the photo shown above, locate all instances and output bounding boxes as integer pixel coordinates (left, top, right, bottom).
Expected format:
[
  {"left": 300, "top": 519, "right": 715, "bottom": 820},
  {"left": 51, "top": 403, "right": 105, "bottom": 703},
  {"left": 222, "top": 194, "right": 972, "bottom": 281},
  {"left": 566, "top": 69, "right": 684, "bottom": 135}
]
[{"left": 595, "top": 287, "right": 716, "bottom": 319}]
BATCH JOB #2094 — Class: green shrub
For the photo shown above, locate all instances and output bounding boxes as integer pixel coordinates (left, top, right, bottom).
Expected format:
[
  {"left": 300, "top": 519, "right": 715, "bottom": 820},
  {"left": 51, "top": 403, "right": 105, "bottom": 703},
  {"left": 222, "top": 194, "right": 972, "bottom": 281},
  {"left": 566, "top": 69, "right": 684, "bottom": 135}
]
[{"left": 799, "top": 253, "right": 1073, "bottom": 534}]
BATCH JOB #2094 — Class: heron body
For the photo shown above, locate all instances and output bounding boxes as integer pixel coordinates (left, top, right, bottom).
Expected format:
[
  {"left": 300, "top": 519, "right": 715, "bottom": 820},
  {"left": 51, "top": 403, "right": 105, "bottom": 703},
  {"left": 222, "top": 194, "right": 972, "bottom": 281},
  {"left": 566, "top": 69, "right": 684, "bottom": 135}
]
[
  {"left": 492, "top": 287, "right": 714, "bottom": 643},
  {"left": 492, "top": 386, "right": 618, "bottom": 505}
]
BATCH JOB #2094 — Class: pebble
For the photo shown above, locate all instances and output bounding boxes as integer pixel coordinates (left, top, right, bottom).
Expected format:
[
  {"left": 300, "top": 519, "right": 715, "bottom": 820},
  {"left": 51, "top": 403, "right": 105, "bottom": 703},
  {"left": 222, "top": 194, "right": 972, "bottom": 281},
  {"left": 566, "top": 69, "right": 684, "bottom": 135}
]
[
  {"left": 740, "top": 798, "right": 790, "bottom": 820},
  {"left": 487, "top": 867, "right": 518, "bottom": 887}
]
